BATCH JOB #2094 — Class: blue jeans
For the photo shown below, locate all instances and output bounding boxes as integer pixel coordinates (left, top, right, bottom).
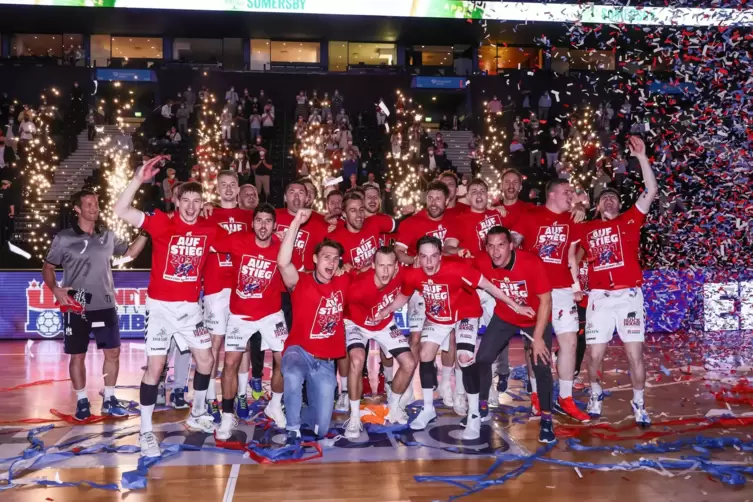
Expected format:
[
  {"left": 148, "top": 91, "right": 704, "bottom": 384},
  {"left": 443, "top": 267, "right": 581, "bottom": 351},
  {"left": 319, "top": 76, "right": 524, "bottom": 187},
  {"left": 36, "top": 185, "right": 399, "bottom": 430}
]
[
  {"left": 250, "top": 126, "right": 260, "bottom": 142},
  {"left": 282, "top": 345, "right": 337, "bottom": 436}
]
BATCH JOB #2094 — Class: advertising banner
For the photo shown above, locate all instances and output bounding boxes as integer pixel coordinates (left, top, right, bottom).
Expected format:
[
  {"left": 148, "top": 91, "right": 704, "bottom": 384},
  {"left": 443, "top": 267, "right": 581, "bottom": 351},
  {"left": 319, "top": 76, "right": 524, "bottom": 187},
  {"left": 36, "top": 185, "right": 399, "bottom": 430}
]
[{"left": 412, "top": 77, "right": 466, "bottom": 89}]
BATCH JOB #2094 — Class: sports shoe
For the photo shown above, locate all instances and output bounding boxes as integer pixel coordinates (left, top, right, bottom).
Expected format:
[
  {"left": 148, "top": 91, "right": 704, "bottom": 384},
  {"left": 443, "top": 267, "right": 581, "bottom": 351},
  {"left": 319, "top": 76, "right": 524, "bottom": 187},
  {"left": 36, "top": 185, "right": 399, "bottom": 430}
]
[
  {"left": 101, "top": 396, "right": 128, "bottom": 417},
  {"left": 573, "top": 376, "right": 586, "bottom": 391},
  {"left": 250, "top": 377, "right": 264, "bottom": 400},
  {"left": 335, "top": 392, "right": 350, "bottom": 412},
  {"left": 206, "top": 399, "right": 221, "bottom": 424},
  {"left": 286, "top": 429, "right": 301, "bottom": 446},
  {"left": 186, "top": 411, "right": 218, "bottom": 433},
  {"left": 555, "top": 396, "right": 591, "bottom": 423},
  {"left": 344, "top": 417, "right": 363, "bottom": 439},
  {"left": 139, "top": 431, "right": 161, "bottom": 458},
  {"left": 488, "top": 384, "right": 500, "bottom": 407},
  {"left": 587, "top": 392, "right": 604, "bottom": 418},
  {"left": 74, "top": 398, "right": 91, "bottom": 421},
  {"left": 631, "top": 401, "right": 651, "bottom": 428},
  {"left": 453, "top": 392, "right": 468, "bottom": 416},
  {"left": 236, "top": 395, "right": 249, "bottom": 420},
  {"left": 496, "top": 374, "right": 509, "bottom": 393},
  {"left": 539, "top": 418, "right": 556, "bottom": 443},
  {"left": 264, "top": 400, "right": 287, "bottom": 428},
  {"left": 386, "top": 405, "right": 409, "bottom": 425},
  {"left": 170, "top": 388, "right": 189, "bottom": 410},
  {"left": 440, "top": 380, "right": 454, "bottom": 407},
  {"left": 377, "top": 373, "right": 386, "bottom": 394},
  {"left": 362, "top": 375, "right": 371, "bottom": 397},
  {"left": 156, "top": 380, "right": 166, "bottom": 406},
  {"left": 216, "top": 413, "right": 237, "bottom": 441},
  {"left": 461, "top": 414, "right": 481, "bottom": 440},
  {"left": 409, "top": 407, "right": 437, "bottom": 430},
  {"left": 479, "top": 401, "right": 490, "bottom": 422},
  {"left": 530, "top": 392, "right": 541, "bottom": 417}
]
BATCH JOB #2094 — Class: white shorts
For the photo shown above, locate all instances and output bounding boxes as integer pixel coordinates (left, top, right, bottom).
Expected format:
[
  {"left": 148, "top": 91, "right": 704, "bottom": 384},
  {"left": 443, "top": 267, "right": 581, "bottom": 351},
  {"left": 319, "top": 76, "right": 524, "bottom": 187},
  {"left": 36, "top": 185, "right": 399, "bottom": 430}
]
[
  {"left": 345, "top": 319, "right": 410, "bottom": 358},
  {"left": 145, "top": 297, "right": 210, "bottom": 357},
  {"left": 422, "top": 318, "right": 479, "bottom": 355},
  {"left": 585, "top": 288, "right": 645, "bottom": 345},
  {"left": 477, "top": 289, "right": 495, "bottom": 327},
  {"left": 225, "top": 311, "right": 288, "bottom": 353},
  {"left": 203, "top": 288, "right": 231, "bottom": 336},
  {"left": 407, "top": 292, "right": 426, "bottom": 332},
  {"left": 552, "top": 288, "right": 580, "bottom": 335}
]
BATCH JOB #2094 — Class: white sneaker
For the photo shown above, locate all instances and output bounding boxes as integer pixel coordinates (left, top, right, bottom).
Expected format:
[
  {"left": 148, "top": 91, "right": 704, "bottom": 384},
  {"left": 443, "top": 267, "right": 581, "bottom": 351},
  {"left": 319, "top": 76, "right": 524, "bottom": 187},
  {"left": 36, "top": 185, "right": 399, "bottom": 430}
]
[
  {"left": 264, "top": 401, "right": 287, "bottom": 428},
  {"left": 386, "top": 405, "right": 409, "bottom": 425},
  {"left": 587, "top": 393, "right": 603, "bottom": 418},
  {"left": 139, "top": 431, "right": 161, "bottom": 458},
  {"left": 410, "top": 407, "right": 437, "bottom": 430},
  {"left": 488, "top": 385, "right": 500, "bottom": 408},
  {"left": 335, "top": 392, "right": 350, "bottom": 412},
  {"left": 344, "top": 417, "right": 363, "bottom": 439},
  {"left": 186, "top": 411, "right": 218, "bottom": 433},
  {"left": 216, "top": 413, "right": 237, "bottom": 441},
  {"left": 440, "top": 381, "right": 453, "bottom": 407},
  {"left": 461, "top": 414, "right": 481, "bottom": 440},
  {"left": 399, "top": 388, "right": 415, "bottom": 408},
  {"left": 631, "top": 401, "right": 651, "bottom": 427},
  {"left": 453, "top": 392, "right": 468, "bottom": 416}
]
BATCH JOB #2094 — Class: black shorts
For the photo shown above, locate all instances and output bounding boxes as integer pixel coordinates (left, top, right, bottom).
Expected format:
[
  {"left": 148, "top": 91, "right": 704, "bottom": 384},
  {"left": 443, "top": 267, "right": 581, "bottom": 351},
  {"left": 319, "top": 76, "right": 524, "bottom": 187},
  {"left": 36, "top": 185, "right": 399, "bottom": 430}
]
[{"left": 63, "top": 307, "right": 121, "bottom": 355}]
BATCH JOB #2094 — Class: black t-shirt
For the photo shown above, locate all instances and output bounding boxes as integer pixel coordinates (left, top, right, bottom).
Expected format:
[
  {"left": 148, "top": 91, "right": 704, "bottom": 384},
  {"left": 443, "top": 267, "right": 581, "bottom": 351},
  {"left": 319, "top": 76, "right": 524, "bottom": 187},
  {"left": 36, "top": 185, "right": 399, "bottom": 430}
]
[{"left": 255, "top": 162, "right": 272, "bottom": 176}]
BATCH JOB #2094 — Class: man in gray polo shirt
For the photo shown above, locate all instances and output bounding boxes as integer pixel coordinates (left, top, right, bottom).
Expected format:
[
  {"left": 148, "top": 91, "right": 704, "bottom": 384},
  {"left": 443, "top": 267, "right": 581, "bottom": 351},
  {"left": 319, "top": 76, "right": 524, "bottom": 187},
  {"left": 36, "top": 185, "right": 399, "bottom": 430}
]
[{"left": 42, "top": 189, "right": 147, "bottom": 421}]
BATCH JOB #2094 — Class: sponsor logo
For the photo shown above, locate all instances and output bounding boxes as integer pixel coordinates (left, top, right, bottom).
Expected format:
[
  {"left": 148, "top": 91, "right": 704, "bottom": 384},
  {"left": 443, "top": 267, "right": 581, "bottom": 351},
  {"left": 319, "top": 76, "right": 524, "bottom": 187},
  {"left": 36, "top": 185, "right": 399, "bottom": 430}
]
[
  {"left": 274, "top": 321, "right": 288, "bottom": 339},
  {"left": 623, "top": 311, "right": 641, "bottom": 327}
]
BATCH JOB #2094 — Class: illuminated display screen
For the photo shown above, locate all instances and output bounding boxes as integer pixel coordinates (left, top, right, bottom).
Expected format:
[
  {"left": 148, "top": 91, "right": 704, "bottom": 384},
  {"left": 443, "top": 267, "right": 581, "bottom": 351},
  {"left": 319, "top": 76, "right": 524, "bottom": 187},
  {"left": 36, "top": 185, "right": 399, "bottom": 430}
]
[{"left": 0, "top": 1, "right": 749, "bottom": 26}]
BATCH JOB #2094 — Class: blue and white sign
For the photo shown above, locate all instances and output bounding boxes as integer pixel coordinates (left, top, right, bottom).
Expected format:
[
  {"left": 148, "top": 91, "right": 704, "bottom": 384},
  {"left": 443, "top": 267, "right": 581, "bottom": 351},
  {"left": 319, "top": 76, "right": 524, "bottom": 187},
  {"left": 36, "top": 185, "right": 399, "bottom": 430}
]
[{"left": 95, "top": 69, "right": 157, "bottom": 82}]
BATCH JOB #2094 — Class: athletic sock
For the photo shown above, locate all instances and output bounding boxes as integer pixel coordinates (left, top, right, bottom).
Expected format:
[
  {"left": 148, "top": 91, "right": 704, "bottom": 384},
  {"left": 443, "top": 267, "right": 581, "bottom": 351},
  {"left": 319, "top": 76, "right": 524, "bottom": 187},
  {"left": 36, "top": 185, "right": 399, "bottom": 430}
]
[
  {"left": 74, "top": 388, "right": 87, "bottom": 401},
  {"left": 222, "top": 398, "right": 234, "bottom": 414},
  {"left": 530, "top": 378, "right": 538, "bottom": 393},
  {"left": 388, "top": 392, "right": 400, "bottom": 411},
  {"left": 104, "top": 386, "right": 115, "bottom": 400},
  {"left": 591, "top": 381, "right": 603, "bottom": 396},
  {"left": 441, "top": 366, "right": 452, "bottom": 386},
  {"left": 383, "top": 365, "right": 393, "bottom": 383},
  {"left": 206, "top": 378, "right": 217, "bottom": 402},
  {"left": 340, "top": 376, "right": 348, "bottom": 393},
  {"left": 467, "top": 393, "right": 480, "bottom": 417},
  {"left": 238, "top": 372, "right": 249, "bottom": 396},
  {"left": 140, "top": 405, "right": 155, "bottom": 434},
  {"left": 633, "top": 388, "right": 644, "bottom": 405},
  {"left": 349, "top": 400, "right": 360, "bottom": 420},
  {"left": 270, "top": 392, "right": 283, "bottom": 407},
  {"left": 454, "top": 368, "right": 466, "bottom": 394},
  {"left": 422, "top": 388, "right": 435, "bottom": 412},
  {"left": 559, "top": 380, "right": 573, "bottom": 400}
]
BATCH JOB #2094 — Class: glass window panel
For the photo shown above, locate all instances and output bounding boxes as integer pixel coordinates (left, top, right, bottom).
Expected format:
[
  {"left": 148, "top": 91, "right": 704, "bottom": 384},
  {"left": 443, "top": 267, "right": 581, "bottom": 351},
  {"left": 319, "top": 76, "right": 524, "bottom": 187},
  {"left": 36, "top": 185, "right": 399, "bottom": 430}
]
[
  {"left": 477, "top": 45, "right": 497, "bottom": 75},
  {"left": 11, "top": 34, "right": 62, "bottom": 58},
  {"left": 250, "top": 39, "right": 270, "bottom": 71},
  {"left": 551, "top": 48, "right": 570, "bottom": 73},
  {"left": 348, "top": 43, "right": 396, "bottom": 66},
  {"left": 222, "top": 38, "right": 243, "bottom": 70},
  {"left": 111, "top": 36, "right": 163, "bottom": 59},
  {"left": 496, "top": 47, "right": 539, "bottom": 70},
  {"left": 329, "top": 41, "right": 348, "bottom": 72},
  {"left": 416, "top": 45, "right": 453, "bottom": 66},
  {"left": 91, "top": 34, "right": 111, "bottom": 67},
  {"left": 270, "top": 41, "right": 320, "bottom": 63},
  {"left": 569, "top": 50, "right": 614, "bottom": 71},
  {"left": 173, "top": 38, "right": 222, "bottom": 62}
]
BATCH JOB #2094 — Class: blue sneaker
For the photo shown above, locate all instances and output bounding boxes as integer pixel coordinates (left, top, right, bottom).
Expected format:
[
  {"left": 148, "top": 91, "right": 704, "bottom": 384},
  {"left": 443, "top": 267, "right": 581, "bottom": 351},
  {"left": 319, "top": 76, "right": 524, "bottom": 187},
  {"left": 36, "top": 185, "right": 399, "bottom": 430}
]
[
  {"left": 286, "top": 430, "right": 301, "bottom": 446},
  {"left": 75, "top": 398, "right": 91, "bottom": 421},
  {"left": 101, "top": 396, "right": 128, "bottom": 417},
  {"left": 170, "top": 388, "right": 189, "bottom": 410},
  {"left": 250, "top": 378, "right": 264, "bottom": 400},
  {"left": 207, "top": 399, "right": 221, "bottom": 424},
  {"left": 631, "top": 401, "right": 651, "bottom": 428},
  {"left": 539, "top": 418, "right": 556, "bottom": 444},
  {"left": 496, "top": 374, "right": 509, "bottom": 393},
  {"left": 236, "top": 395, "right": 250, "bottom": 419}
]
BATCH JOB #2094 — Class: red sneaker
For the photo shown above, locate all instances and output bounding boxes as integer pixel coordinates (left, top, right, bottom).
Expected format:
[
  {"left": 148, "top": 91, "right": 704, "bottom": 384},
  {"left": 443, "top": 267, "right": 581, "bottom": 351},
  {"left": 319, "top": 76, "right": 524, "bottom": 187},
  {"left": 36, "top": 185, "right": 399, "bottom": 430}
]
[
  {"left": 556, "top": 396, "right": 591, "bottom": 423},
  {"left": 377, "top": 372, "right": 386, "bottom": 395},
  {"left": 362, "top": 375, "right": 371, "bottom": 396},
  {"left": 530, "top": 392, "right": 540, "bottom": 417}
]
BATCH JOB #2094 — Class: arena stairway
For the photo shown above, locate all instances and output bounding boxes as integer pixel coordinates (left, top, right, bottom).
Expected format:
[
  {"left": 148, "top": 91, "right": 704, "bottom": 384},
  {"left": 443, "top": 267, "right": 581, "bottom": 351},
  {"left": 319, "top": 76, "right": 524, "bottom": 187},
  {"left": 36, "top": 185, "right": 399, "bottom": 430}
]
[{"left": 427, "top": 129, "right": 473, "bottom": 177}]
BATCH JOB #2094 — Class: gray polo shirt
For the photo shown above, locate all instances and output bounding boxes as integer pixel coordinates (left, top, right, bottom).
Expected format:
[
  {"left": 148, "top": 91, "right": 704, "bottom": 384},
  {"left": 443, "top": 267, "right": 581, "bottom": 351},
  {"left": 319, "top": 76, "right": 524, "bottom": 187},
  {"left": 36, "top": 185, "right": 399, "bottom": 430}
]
[{"left": 44, "top": 223, "right": 129, "bottom": 311}]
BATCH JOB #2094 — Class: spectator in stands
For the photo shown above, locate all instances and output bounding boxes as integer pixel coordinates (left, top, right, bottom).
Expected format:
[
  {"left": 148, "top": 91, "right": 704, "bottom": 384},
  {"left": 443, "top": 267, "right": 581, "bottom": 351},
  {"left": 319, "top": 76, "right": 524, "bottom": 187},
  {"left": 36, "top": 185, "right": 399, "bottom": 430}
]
[
  {"left": 250, "top": 135, "right": 267, "bottom": 164},
  {"left": 346, "top": 139, "right": 360, "bottom": 159},
  {"left": 421, "top": 145, "right": 442, "bottom": 176},
  {"left": 232, "top": 148, "right": 253, "bottom": 186},
  {"left": 338, "top": 126, "right": 353, "bottom": 151},
  {"left": 295, "top": 91, "right": 308, "bottom": 120},
  {"left": 261, "top": 105, "right": 275, "bottom": 140},
  {"left": 234, "top": 104, "right": 249, "bottom": 145},
  {"left": 309, "top": 108, "right": 322, "bottom": 126},
  {"left": 0, "top": 177, "right": 15, "bottom": 243},
  {"left": 332, "top": 89, "right": 344, "bottom": 117},
  {"left": 408, "top": 122, "right": 422, "bottom": 159},
  {"left": 0, "top": 136, "right": 16, "bottom": 171},
  {"left": 433, "top": 132, "right": 448, "bottom": 164},
  {"left": 376, "top": 100, "right": 387, "bottom": 127},
  {"left": 342, "top": 149, "right": 359, "bottom": 185},
  {"left": 253, "top": 150, "right": 272, "bottom": 202},
  {"left": 19, "top": 115, "right": 36, "bottom": 141},
  {"left": 176, "top": 103, "right": 190, "bottom": 138},
  {"left": 488, "top": 95, "right": 502, "bottom": 114},
  {"left": 226, "top": 86, "right": 239, "bottom": 111},
  {"left": 439, "top": 115, "right": 451, "bottom": 130},
  {"left": 220, "top": 107, "right": 233, "bottom": 140},
  {"left": 184, "top": 86, "right": 195, "bottom": 114},
  {"left": 613, "top": 153, "right": 628, "bottom": 191},
  {"left": 311, "top": 90, "right": 321, "bottom": 113},
  {"left": 543, "top": 128, "right": 560, "bottom": 170},
  {"left": 17, "top": 104, "right": 33, "bottom": 123},
  {"left": 4, "top": 117, "right": 17, "bottom": 152},
  {"left": 337, "top": 108, "right": 350, "bottom": 130},
  {"left": 390, "top": 131, "right": 402, "bottom": 158},
  {"left": 528, "top": 124, "right": 543, "bottom": 168},
  {"left": 592, "top": 166, "right": 612, "bottom": 201},
  {"left": 522, "top": 91, "right": 531, "bottom": 112},
  {"left": 513, "top": 116, "right": 524, "bottom": 139},
  {"left": 162, "top": 167, "right": 178, "bottom": 211},
  {"left": 249, "top": 108, "right": 262, "bottom": 143},
  {"left": 87, "top": 112, "right": 97, "bottom": 141},
  {"left": 167, "top": 127, "right": 182, "bottom": 144},
  {"left": 321, "top": 92, "right": 331, "bottom": 119},
  {"left": 537, "top": 91, "right": 552, "bottom": 120},
  {"left": 161, "top": 100, "right": 173, "bottom": 121}
]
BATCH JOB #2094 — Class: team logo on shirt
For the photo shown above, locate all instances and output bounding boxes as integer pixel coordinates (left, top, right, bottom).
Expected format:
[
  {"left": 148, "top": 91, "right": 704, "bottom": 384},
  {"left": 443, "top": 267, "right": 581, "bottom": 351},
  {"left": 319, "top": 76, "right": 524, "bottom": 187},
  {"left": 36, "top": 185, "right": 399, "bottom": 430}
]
[
  {"left": 587, "top": 227, "right": 625, "bottom": 271},
  {"left": 164, "top": 235, "right": 207, "bottom": 282},
  {"left": 476, "top": 214, "right": 502, "bottom": 248},
  {"left": 236, "top": 254, "right": 276, "bottom": 299},
  {"left": 427, "top": 225, "right": 448, "bottom": 243},
  {"left": 311, "top": 291, "right": 344, "bottom": 339},
  {"left": 367, "top": 287, "right": 400, "bottom": 327},
  {"left": 492, "top": 278, "right": 529, "bottom": 306},
  {"left": 277, "top": 225, "right": 310, "bottom": 258},
  {"left": 351, "top": 236, "right": 378, "bottom": 270},
  {"left": 217, "top": 218, "right": 248, "bottom": 268},
  {"left": 534, "top": 224, "right": 569, "bottom": 264},
  {"left": 422, "top": 280, "right": 451, "bottom": 322}
]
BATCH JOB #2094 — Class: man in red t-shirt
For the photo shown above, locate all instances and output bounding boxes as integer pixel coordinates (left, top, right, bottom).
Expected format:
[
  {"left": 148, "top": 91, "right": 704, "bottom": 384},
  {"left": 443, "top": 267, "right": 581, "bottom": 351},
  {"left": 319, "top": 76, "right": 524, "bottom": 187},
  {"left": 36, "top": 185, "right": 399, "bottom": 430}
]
[
  {"left": 438, "top": 171, "right": 470, "bottom": 219},
  {"left": 114, "top": 156, "right": 219, "bottom": 458},
  {"left": 474, "top": 226, "right": 557, "bottom": 443},
  {"left": 202, "top": 170, "right": 255, "bottom": 421},
  {"left": 278, "top": 208, "right": 350, "bottom": 443},
  {"left": 377, "top": 236, "right": 533, "bottom": 440},
  {"left": 342, "top": 247, "right": 417, "bottom": 437},
  {"left": 570, "top": 136, "right": 657, "bottom": 427},
  {"left": 275, "top": 180, "right": 330, "bottom": 272},
  {"left": 213, "top": 203, "right": 288, "bottom": 440},
  {"left": 394, "top": 181, "right": 463, "bottom": 409},
  {"left": 509, "top": 178, "right": 590, "bottom": 423}
]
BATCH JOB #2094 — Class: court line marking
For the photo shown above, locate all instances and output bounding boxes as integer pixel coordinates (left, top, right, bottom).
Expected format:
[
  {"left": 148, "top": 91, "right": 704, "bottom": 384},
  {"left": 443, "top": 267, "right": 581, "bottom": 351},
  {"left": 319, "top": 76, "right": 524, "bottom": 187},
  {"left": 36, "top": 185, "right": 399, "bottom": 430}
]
[{"left": 223, "top": 463, "right": 240, "bottom": 502}]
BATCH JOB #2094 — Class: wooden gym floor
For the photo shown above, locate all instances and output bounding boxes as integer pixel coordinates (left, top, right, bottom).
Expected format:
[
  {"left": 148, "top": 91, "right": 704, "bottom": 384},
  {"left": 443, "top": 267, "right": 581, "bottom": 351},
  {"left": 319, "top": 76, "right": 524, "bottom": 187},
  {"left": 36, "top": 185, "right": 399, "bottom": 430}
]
[{"left": 0, "top": 333, "right": 752, "bottom": 501}]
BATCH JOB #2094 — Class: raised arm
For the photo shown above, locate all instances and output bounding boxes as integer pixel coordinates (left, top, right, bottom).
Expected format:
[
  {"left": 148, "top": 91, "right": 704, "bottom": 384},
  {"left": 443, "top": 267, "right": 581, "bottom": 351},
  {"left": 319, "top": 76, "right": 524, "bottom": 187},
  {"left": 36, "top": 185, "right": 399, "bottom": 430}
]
[
  {"left": 277, "top": 209, "right": 310, "bottom": 290},
  {"left": 374, "top": 292, "right": 411, "bottom": 322},
  {"left": 629, "top": 136, "right": 658, "bottom": 214},
  {"left": 124, "top": 233, "right": 149, "bottom": 260},
  {"left": 114, "top": 156, "right": 165, "bottom": 228},
  {"left": 394, "top": 244, "right": 416, "bottom": 267}
]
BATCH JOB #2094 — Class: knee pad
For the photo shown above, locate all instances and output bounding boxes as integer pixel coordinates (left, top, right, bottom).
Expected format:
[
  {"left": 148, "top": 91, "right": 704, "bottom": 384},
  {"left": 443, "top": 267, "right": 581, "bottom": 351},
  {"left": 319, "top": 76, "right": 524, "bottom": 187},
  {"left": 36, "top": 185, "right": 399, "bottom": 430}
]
[
  {"left": 457, "top": 350, "right": 475, "bottom": 368},
  {"left": 419, "top": 361, "right": 437, "bottom": 389}
]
